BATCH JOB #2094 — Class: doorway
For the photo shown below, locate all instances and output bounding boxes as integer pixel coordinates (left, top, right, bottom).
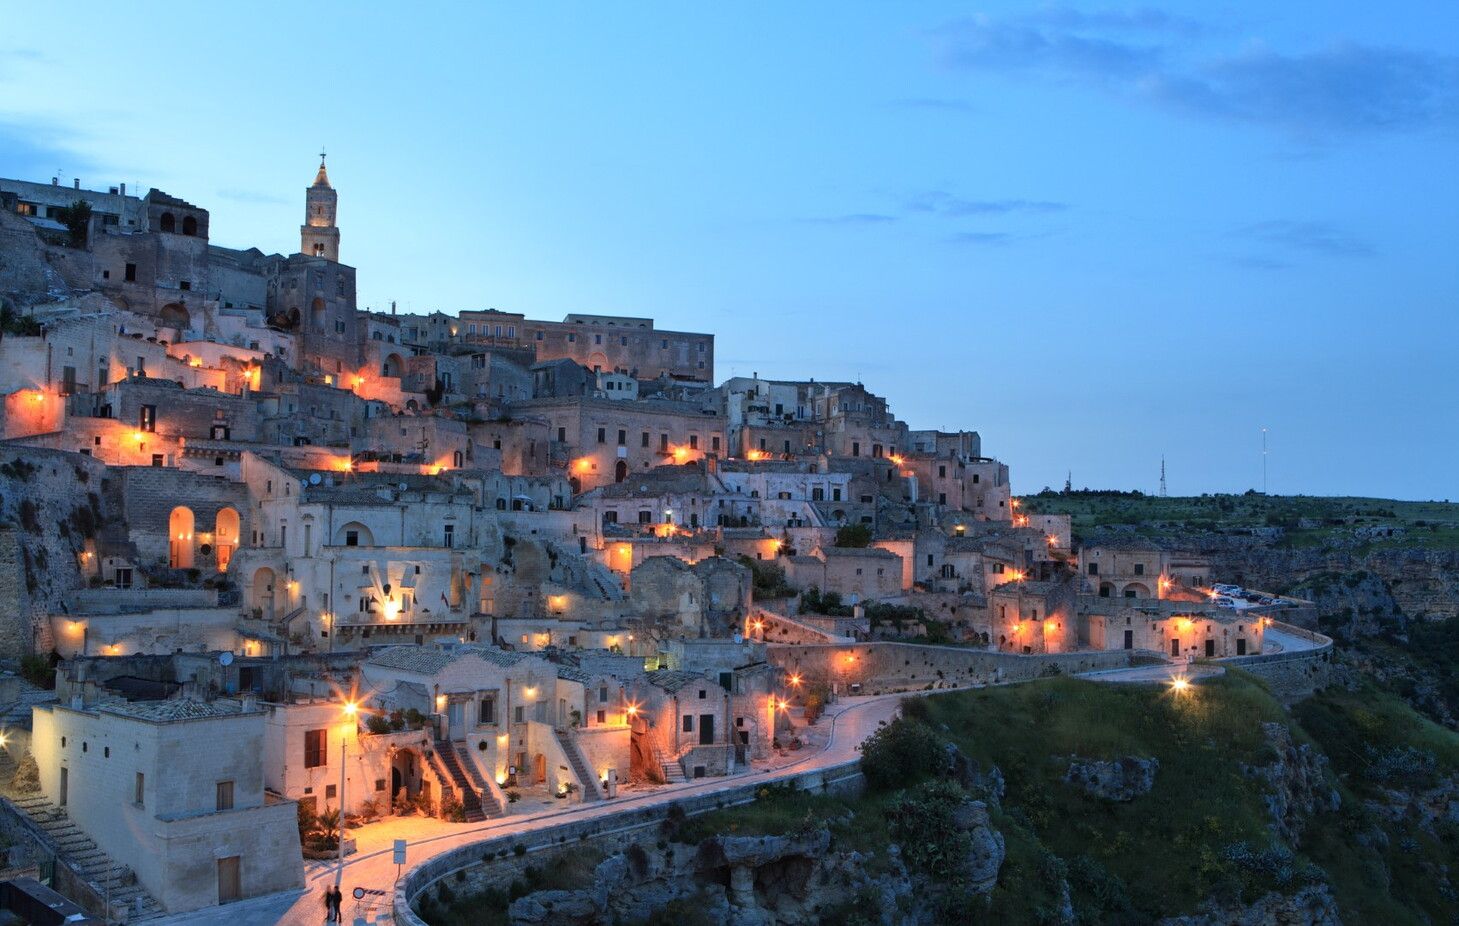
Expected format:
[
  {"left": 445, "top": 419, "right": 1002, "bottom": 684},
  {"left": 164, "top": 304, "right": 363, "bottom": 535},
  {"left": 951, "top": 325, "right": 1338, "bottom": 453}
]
[
  {"left": 447, "top": 701, "right": 464, "bottom": 739},
  {"left": 1170, "top": 639, "right": 1180, "bottom": 657},
  {"left": 1205, "top": 639, "right": 1216, "bottom": 658},
  {"left": 1237, "top": 638, "right": 1247, "bottom": 656},
  {"left": 58, "top": 767, "right": 68, "bottom": 808},
  {"left": 698, "top": 714, "right": 715, "bottom": 745},
  {"left": 1123, "top": 630, "right": 1133, "bottom": 650},
  {"left": 217, "top": 856, "right": 241, "bottom": 904},
  {"left": 533, "top": 753, "right": 546, "bottom": 784}
]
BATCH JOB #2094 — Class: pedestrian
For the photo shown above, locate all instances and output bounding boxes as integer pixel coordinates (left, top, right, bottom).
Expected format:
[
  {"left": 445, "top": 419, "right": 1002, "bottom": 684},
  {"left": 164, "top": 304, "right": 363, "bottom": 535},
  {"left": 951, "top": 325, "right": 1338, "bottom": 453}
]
[
  {"left": 331, "top": 885, "right": 344, "bottom": 922},
  {"left": 322, "top": 886, "right": 335, "bottom": 922}
]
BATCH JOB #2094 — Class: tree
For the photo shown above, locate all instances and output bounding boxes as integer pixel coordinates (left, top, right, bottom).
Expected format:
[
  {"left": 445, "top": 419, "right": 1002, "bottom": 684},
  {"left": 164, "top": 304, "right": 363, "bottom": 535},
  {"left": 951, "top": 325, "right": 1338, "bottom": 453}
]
[
  {"left": 56, "top": 199, "right": 92, "bottom": 248},
  {"left": 834, "top": 523, "right": 872, "bottom": 547},
  {"left": 859, "top": 715, "right": 949, "bottom": 791}
]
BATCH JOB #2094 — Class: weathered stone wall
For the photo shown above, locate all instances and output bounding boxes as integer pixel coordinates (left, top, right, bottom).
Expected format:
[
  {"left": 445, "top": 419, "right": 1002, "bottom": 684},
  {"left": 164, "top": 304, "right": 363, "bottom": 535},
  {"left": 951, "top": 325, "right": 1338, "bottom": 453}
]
[
  {"left": 395, "top": 759, "right": 862, "bottom": 926},
  {"left": 1221, "top": 621, "right": 1335, "bottom": 703},
  {"left": 766, "top": 642, "right": 1142, "bottom": 694}
]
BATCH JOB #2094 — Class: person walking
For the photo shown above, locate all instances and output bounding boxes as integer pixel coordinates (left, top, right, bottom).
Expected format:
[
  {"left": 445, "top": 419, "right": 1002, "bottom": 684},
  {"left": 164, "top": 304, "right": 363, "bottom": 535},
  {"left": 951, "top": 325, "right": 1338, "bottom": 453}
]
[
  {"left": 322, "top": 886, "right": 335, "bottom": 923},
  {"left": 331, "top": 885, "right": 344, "bottom": 922}
]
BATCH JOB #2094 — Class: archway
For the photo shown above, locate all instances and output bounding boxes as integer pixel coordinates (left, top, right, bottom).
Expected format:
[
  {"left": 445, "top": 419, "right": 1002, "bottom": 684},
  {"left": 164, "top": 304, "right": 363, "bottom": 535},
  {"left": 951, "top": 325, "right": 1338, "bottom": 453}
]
[
  {"left": 333, "top": 521, "right": 375, "bottom": 547},
  {"left": 390, "top": 747, "right": 424, "bottom": 808},
  {"left": 614, "top": 460, "right": 628, "bottom": 483},
  {"left": 382, "top": 353, "right": 405, "bottom": 378},
  {"left": 214, "top": 508, "right": 239, "bottom": 572},
  {"left": 168, "top": 506, "right": 195, "bottom": 568},
  {"left": 159, "top": 303, "right": 190, "bottom": 331},
  {"left": 251, "top": 567, "right": 276, "bottom": 621},
  {"left": 181, "top": 215, "right": 197, "bottom": 236},
  {"left": 159, "top": 212, "right": 175, "bottom": 233},
  {"left": 1123, "top": 582, "right": 1151, "bottom": 599}
]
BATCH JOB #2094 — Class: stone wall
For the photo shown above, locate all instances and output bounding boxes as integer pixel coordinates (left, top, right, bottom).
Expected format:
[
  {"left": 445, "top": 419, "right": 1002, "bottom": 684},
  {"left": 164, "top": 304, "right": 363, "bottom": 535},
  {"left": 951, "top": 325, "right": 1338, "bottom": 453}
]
[
  {"left": 766, "top": 642, "right": 1143, "bottom": 695},
  {"left": 394, "top": 759, "right": 863, "bottom": 925},
  {"left": 1221, "top": 620, "right": 1335, "bottom": 703}
]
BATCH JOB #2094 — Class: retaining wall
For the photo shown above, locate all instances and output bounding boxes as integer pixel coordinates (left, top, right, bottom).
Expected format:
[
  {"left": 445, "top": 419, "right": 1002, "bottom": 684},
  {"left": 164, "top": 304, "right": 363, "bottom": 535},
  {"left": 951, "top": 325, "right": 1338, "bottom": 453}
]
[
  {"left": 1219, "top": 620, "right": 1334, "bottom": 702},
  {"left": 394, "top": 759, "right": 862, "bottom": 925}
]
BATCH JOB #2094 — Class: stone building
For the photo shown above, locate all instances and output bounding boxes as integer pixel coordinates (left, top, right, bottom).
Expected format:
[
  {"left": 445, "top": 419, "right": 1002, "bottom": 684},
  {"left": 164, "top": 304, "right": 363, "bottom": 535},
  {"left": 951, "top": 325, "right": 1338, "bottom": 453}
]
[
  {"left": 30, "top": 698, "right": 303, "bottom": 912},
  {"left": 1078, "top": 542, "right": 1213, "bottom": 599}
]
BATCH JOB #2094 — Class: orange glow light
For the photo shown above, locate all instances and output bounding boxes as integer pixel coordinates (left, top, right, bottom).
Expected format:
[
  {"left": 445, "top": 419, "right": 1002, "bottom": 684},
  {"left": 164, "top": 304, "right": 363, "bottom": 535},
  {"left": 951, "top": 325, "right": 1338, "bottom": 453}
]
[
  {"left": 573, "top": 458, "right": 594, "bottom": 473},
  {"left": 1046, "top": 534, "right": 1058, "bottom": 546},
  {"left": 343, "top": 701, "right": 359, "bottom": 716},
  {"left": 789, "top": 673, "right": 802, "bottom": 686},
  {"left": 1010, "top": 498, "right": 1021, "bottom": 509},
  {"left": 1008, "top": 569, "right": 1026, "bottom": 582}
]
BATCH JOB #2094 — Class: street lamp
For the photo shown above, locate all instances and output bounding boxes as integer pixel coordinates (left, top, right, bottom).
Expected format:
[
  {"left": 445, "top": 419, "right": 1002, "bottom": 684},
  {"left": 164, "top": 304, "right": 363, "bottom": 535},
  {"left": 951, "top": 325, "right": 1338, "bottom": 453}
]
[{"left": 336, "top": 701, "right": 358, "bottom": 887}]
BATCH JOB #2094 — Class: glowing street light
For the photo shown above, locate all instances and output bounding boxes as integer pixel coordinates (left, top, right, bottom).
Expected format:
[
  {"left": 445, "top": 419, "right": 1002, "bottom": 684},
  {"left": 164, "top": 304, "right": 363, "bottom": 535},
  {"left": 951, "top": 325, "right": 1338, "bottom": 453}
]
[
  {"left": 1170, "top": 676, "right": 1191, "bottom": 694},
  {"left": 788, "top": 673, "right": 802, "bottom": 687}
]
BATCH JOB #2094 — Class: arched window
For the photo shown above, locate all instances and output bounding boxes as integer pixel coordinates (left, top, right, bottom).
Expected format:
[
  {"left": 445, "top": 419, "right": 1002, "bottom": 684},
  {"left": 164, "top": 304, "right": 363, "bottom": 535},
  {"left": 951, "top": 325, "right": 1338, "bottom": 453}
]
[
  {"left": 159, "top": 212, "right": 175, "bottom": 233},
  {"left": 181, "top": 215, "right": 197, "bottom": 236},
  {"left": 168, "top": 506, "right": 195, "bottom": 568}
]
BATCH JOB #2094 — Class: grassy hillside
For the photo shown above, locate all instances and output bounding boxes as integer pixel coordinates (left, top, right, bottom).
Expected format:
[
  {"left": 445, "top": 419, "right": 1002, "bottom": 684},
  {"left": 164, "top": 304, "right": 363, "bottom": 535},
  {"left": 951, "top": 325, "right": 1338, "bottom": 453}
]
[
  {"left": 1020, "top": 491, "right": 1459, "bottom": 551},
  {"left": 705, "top": 674, "right": 1459, "bottom": 924}
]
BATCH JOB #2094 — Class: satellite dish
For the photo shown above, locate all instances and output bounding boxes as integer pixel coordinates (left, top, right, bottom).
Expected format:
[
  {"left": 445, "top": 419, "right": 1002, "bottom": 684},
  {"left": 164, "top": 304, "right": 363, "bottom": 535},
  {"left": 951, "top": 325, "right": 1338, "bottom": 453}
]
[
  {"left": 219, "top": 652, "right": 235, "bottom": 666},
  {"left": 309, "top": 473, "right": 322, "bottom": 485}
]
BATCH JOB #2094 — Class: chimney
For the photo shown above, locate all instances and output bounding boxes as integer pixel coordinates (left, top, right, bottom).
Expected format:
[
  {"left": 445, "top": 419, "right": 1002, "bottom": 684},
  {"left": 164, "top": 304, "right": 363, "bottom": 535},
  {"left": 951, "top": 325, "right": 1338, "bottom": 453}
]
[
  {"left": 51, "top": 177, "right": 58, "bottom": 186},
  {"left": 74, "top": 178, "right": 81, "bottom": 189},
  {"left": 120, "top": 182, "right": 126, "bottom": 196}
]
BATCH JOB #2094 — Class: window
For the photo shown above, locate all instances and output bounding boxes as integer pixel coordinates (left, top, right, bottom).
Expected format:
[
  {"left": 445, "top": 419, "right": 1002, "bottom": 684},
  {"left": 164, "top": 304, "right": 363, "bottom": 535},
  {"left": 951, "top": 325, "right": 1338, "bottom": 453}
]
[
  {"left": 599, "top": 686, "right": 609, "bottom": 703},
  {"left": 712, "top": 436, "right": 720, "bottom": 452},
  {"left": 135, "top": 772, "right": 145, "bottom": 805},
  {"left": 661, "top": 339, "right": 668, "bottom": 349},
  {"left": 641, "top": 431, "right": 650, "bottom": 448},
  {"left": 535, "top": 331, "right": 543, "bottom": 341},
  {"left": 326, "top": 785, "right": 337, "bottom": 801},
  {"left": 557, "top": 427, "right": 566, "bottom": 442},
  {"left": 1087, "top": 563, "right": 1099, "bottom": 576},
  {"left": 139, "top": 405, "right": 156, "bottom": 432},
  {"left": 1134, "top": 563, "right": 1145, "bottom": 576},
  {"left": 682, "top": 715, "right": 693, "bottom": 732},
  {"left": 660, "top": 434, "right": 668, "bottom": 452},
  {"left": 617, "top": 429, "right": 626, "bottom": 446},
  {"left": 179, "top": 280, "right": 191, "bottom": 291},
  {"left": 304, "top": 729, "right": 327, "bottom": 768},
  {"left": 443, "top": 524, "right": 455, "bottom": 548},
  {"left": 480, "top": 695, "right": 496, "bottom": 725},
  {"left": 151, "top": 454, "right": 164, "bottom": 467},
  {"left": 116, "top": 567, "right": 133, "bottom": 589},
  {"left": 596, "top": 710, "right": 606, "bottom": 724},
  {"left": 216, "top": 780, "right": 234, "bottom": 811},
  {"left": 125, "top": 262, "right": 136, "bottom": 282},
  {"left": 597, "top": 428, "right": 606, "bottom": 444},
  {"left": 568, "top": 333, "right": 576, "bottom": 343},
  {"left": 851, "top": 442, "right": 860, "bottom": 457},
  {"left": 688, "top": 435, "right": 698, "bottom": 450},
  {"left": 345, "top": 530, "right": 359, "bottom": 547},
  {"left": 595, "top": 334, "right": 602, "bottom": 344},
  {"left": 514, "top": 705, "right": 524, "bottom": 723}
]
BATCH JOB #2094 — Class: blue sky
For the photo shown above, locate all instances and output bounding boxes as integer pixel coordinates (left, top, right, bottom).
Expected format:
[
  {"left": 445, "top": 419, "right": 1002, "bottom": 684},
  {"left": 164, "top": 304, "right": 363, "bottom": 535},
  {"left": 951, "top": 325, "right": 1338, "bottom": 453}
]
[{"left": 2, "top": 3, "right": 1456, "bottom": 499}]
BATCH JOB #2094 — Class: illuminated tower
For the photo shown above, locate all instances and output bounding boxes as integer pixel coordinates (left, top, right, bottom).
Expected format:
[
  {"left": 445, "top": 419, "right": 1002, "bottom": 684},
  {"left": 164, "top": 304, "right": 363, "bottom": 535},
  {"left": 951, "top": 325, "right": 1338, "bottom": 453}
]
[{"left": 300, "top": 151, "right": 339, "bottom": 261}]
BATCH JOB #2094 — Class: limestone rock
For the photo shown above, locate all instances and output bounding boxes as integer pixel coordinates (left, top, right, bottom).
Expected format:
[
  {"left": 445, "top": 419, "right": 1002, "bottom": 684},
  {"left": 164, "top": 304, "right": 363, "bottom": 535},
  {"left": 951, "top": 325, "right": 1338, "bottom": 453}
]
[
  {"left": 1241, "top": 723, "right": 1338, "bottom": 845},
  {"left": 1159, "top": 884, "right": 1342, "bottom": 926},
  {"left": 507, "top": 888, "right": 602, "bottom": 925},
  {"left": 946, "top": 742, "right": 1005, "bottom": 806},
  {"left": 951, "top": 800, "right": 1005, "bottom": 893},
  {"left": 10, "top": 754, "right": 39, "bottom": 794},
  {"left": 1064, "top": 755, "right": 1158, "bottom": 801}
]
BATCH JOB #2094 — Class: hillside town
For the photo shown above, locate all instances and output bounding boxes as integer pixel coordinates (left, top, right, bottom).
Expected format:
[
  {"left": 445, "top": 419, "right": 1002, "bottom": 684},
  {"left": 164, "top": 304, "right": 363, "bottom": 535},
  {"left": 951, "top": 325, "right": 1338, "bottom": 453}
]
[{"left": 0, "top": 163, "right": 1333, "bottom": 924}]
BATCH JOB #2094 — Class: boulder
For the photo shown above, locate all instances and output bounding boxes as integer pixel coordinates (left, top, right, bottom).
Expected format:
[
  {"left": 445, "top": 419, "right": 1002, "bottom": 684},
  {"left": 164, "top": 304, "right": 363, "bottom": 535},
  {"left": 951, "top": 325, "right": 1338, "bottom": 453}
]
[
  {"left": 1159, "top": 884, "right": 1342, "bottom": 926},
  {"left": 951, "top": 800, "right": 1005, "bottom": 893},
  {"left": 1064, "top": 755, "right": 1158, "bottom": 801}
]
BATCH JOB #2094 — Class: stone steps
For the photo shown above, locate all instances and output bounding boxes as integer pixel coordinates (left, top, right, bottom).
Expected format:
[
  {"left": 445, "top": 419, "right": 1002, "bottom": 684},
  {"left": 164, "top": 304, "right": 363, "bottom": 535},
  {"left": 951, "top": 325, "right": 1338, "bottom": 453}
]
[{"left": 5, "top": 795, "right": 164, "bottom": 920}]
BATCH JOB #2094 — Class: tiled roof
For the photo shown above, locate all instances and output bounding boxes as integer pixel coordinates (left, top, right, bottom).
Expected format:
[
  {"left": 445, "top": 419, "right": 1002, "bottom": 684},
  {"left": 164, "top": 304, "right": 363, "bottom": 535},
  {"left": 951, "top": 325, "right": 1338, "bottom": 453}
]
[
  {"left": 555, "top": 665, "right": 591, "bottom": 684},
  {"left": 645, "top": 669, "right": 707, "bottom": 693},
  {"left": 101, "top": 699, "right": 244, "bottom": 722},
  {"left": 366, "top": 644, "right": 526, "bottom": 675}
]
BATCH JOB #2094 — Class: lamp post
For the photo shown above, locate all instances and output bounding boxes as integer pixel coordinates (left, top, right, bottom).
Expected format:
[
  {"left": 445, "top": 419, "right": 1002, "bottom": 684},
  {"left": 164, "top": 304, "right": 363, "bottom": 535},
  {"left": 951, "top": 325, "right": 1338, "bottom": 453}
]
[{"left": 336, "top": 701, "right": 357, "bottom": 888}]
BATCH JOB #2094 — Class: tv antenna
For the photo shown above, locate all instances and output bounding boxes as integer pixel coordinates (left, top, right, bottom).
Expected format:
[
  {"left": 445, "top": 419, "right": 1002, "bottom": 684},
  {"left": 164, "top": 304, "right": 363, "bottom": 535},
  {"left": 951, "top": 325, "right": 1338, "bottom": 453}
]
[
  {"left": 1159, "top": 457, "right": 1167, "bottom": 498},
  {"left": 1261, "top": 428, "right": 1269, "bottom": 494}
]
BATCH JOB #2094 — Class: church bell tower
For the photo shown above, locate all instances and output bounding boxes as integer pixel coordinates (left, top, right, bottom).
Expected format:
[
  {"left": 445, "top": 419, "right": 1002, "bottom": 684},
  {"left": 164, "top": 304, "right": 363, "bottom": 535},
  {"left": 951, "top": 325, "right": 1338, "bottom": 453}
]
[{"left": 300, "top": 152, "right": 340, "bottom": 261}]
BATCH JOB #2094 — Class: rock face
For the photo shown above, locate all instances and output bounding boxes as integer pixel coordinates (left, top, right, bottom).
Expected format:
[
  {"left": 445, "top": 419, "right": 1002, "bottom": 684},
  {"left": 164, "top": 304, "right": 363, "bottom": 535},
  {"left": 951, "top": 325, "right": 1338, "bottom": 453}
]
[
  {"left": 1159, "top": 884, "right": 1342, "bottom": 926},
  {"left": 1291, "top": 571, "right": 1405, "bottom": 641},
  {"left": 1242, "top": 723, "right": 1339, "bottom": 845},
  {"left": 946, "top": 742, "right": 1005, "bottom": 806},
  {"left": 1064, "top": 755, "right": 1158, "bottom": 802},
  {"left": 951, "top": 800, "right": 1005, "bottom": 893}
]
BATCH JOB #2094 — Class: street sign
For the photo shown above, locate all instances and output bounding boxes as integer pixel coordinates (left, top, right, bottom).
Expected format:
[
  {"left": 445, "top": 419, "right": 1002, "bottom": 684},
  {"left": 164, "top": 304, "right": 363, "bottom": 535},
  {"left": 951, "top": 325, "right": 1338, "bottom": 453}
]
[{"left": 393, "top": 839, "right": 407, "bottom": 865}]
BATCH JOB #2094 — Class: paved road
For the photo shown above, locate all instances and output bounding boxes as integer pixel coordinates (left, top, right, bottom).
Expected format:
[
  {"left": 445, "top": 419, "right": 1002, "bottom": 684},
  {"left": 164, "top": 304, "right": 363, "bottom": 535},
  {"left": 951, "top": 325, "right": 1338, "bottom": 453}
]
[
  {"left": 152, "top": 690, "right": 910, "bottom": 926},
  {"left": 1263, "top": 625, "right": 1321, "bottom": 655},
  {"left": 151, "top": 649, "right": 1283, "bottom": 926}
]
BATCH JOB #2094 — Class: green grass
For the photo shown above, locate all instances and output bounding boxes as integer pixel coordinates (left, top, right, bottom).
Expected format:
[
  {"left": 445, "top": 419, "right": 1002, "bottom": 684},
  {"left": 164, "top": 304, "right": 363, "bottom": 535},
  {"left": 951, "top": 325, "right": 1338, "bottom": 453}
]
[
  {"left": 686, "top": 673, "right": 1459, "bottom": 925},
  {"left": 415, "top": 845, "right": 604, "bottom": 926},
  {"left": 1020, "top": 492, "right": 1459, "bottom": 553}
]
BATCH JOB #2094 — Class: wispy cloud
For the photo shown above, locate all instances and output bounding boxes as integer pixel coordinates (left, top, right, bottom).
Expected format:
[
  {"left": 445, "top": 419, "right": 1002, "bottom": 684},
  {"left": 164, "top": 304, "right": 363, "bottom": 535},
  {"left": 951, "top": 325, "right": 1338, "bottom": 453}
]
[
  {"left": 0, "top": 117, "right": 96, "bottom": 179},
  {"left": 934, "top": 9, "right": 1459, "bottom": 138},
  {"left": 1236, "top": 220, "right": 1374, "bottom": 258},
  {"left": 802, "top": 213, "right": 899, "bottom": 225},
  {"left": 946, "top": 231, "right": 1014, "bottom": 246},
  {"left": 907, "top": 191, "right": 1068, "bottom": 216}
]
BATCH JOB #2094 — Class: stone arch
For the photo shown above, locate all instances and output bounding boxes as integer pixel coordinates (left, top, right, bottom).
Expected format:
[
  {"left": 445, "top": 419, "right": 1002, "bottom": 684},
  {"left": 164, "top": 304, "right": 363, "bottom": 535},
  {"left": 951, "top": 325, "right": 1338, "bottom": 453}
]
[
  {"left": 214, "top": 507, "right": 240, "bottom": 572},
  {"left": 310, "top": 297, "right": 327, "bottom": 331},
  {"left": 181, "top": 215, "right": 198, "bottom": 236},
  {"left": 334, "top": 520, "right": 374, "bottom": 547},
  {"left": 382, "top": 353, "right": 405, "bottom": 378},
  {"left": 159, "top": 212, "right": 175, "bottom": 233},
  {"left": 1123, "top": 582, "right": 1150, "bottom": 599},
  {"left": 391, "top": 747, "right": 425, "bottom": 804},
  {"left": 168, "top": 506, "right": 195, "bottom": 568},
  {"left": 614, "top": 460, "right": 628, "bottom": 483},
  {"left": 251, "top": 566, "right": 276, "bottom": 621},
  {"left": 159, "top": 303, "right": 190, "bottom": 331}
]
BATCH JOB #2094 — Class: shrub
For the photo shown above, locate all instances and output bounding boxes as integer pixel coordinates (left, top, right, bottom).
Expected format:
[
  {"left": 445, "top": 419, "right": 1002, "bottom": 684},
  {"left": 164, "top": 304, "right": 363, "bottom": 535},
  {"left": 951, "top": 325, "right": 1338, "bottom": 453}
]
[
  {"left": 859, "top": 716, "right": 948, "bottom": 791},
  {"left": 834, "top": 523, "right": 872, "bottom": 548},
  {"left": 886, "top": 779, "right": 973, "bottom": 880}
]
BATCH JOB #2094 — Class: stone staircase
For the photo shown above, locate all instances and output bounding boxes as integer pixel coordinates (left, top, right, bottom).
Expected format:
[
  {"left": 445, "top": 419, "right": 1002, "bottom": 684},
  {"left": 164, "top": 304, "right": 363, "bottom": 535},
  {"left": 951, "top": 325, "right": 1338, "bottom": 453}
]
[
  {"left": 452, "top": 745, "right": 504, "bottom": 818},
  {"left": 554, "top": 730, "right": 602, "bottom": 801},
  {"left": 5, "top": 794, "right": 163, "bottom": 920},
  {"left": 0, "top": 681, "right": 57, "bottom": 729},
  {"left": 432, "top": 745, "right": 487, "bottom": 822},
  {"left": 654, "top": 745, "right": 686, "bottom": 784}
]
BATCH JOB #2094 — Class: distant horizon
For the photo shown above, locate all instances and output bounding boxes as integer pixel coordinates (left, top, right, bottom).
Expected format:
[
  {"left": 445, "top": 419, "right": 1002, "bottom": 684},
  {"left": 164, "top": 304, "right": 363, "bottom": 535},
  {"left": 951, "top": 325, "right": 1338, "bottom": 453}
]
[{"left": 2, "top": 2, "right": 1454, "bottom": 498}]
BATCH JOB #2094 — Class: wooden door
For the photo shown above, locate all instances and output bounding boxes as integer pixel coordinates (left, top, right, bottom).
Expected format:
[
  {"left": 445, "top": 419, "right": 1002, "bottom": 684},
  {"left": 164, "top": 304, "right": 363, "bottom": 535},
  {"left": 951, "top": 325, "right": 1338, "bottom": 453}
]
[{"left": 217, "top": 856, "right": 241, "bottom": 904}]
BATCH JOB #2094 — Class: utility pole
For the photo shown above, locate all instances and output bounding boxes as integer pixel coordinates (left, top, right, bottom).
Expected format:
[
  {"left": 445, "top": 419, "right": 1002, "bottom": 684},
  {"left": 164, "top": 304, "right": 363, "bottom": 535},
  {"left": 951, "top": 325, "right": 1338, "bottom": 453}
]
[
  {"left": 1261, "top": 428, "right": 1269, "bottom": 494},
  {"left": 1159, "top": 457, "right": 1167, "bottom": 498}
]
